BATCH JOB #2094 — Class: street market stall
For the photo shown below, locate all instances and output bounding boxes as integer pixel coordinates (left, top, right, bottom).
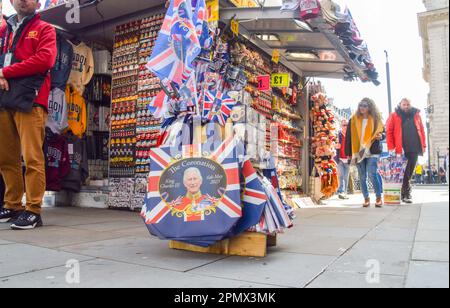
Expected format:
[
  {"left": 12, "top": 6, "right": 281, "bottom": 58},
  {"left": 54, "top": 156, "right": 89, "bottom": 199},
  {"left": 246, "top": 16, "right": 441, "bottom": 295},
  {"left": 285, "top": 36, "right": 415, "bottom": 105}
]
[{"left": 34, "top": 0, "right": 378, "bottom": 255}]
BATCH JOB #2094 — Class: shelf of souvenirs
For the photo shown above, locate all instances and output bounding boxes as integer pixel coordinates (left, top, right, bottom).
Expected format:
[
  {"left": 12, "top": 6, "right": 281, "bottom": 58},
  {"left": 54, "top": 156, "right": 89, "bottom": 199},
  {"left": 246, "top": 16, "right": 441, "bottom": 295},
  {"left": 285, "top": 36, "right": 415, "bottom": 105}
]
[
  {"left": 278, "top": 123, "right": 303, "bottom": 133},
  {"left": 112, "top": 75, "right": 139, "bottom": 88},
  {"left": 113, "top": 39, "right": 139, "bottom": 56},
  {"left": 115, "top": 20, "right": 141, "bottom": 37},
  {"left": 112, "top": 67, "right": 140, "bottom": 80},
  {"left": 111, "top": 127, "right": 135, "bottom": 138},
  {"left": 276, "top": 139, "right": 302, "bottom": 148},
  {"left": 273, "top": 109, "right": 302, "bottom": 121},
  {"left": 138, "top": 77, "right": 160, "bottom": 92},
  {"left": 272, "top": 154, "right": 301, "bottom": 161},
  {"left": 135, "top": 160, "right": 151, "bottom": 174},
  {"left": 112, "top": 85, "right": 139, "bottom": 100},
  {"left": 140, "top": 14, "right": 165, "bottom": 29}
]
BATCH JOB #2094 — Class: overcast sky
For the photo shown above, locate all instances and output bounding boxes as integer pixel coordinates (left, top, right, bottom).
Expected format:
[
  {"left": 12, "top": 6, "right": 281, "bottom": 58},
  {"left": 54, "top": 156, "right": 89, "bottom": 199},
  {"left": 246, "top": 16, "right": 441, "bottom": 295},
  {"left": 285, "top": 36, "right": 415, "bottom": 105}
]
[{"left": 2, "top": 0, "right": 431, "bottom": 160}]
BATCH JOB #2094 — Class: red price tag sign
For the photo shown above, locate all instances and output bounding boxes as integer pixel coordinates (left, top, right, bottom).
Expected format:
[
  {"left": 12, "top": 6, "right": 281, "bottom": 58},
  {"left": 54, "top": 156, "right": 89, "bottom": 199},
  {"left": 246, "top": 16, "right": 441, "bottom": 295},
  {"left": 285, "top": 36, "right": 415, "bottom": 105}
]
[{"left": 257, "top": 75, "right": 270, "bottom": 91}]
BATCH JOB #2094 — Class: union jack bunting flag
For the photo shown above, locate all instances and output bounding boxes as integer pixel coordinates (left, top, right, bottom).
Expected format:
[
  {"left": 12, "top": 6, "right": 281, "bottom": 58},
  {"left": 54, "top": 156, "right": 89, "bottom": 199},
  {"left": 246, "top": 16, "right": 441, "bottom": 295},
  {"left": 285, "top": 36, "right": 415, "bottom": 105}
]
[
  {"left": 146, "top": 0, "right": 201, "bottom": 86},
  {"left": 141, "top": 137, "right": 243, "bottom": 243},
  {"left": 206, "top": 91, "right": 236, "bottom": 126},
  {"left": 202, "top": 90, "right": 215, "bottom": 120},
  {"left": 148, "top": 90, "right": 170, "bottom": 119}
]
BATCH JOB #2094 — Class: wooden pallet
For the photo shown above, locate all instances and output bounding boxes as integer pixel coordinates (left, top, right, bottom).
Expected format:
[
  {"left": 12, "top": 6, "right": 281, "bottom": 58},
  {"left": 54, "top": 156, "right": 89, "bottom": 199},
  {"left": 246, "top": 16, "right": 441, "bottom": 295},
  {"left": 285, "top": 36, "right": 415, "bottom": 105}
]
[{"left": 169, "top": 232, "right": 277, "bottom": 258}]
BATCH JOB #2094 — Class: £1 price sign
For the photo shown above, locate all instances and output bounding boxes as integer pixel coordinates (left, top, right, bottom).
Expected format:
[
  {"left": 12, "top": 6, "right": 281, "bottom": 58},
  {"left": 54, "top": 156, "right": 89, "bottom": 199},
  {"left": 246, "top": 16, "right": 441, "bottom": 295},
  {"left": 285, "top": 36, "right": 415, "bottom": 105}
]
[{"left": 271, "top": 73, "right": 290, "bottom": 88}]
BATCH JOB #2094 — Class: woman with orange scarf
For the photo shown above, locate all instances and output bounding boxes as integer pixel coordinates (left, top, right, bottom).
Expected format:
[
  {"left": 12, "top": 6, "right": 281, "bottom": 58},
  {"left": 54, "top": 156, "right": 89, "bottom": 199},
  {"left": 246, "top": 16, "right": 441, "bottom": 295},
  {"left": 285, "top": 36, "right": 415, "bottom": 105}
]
[{"left": 345, "top": 98, "right": 385, "bottom": 208}]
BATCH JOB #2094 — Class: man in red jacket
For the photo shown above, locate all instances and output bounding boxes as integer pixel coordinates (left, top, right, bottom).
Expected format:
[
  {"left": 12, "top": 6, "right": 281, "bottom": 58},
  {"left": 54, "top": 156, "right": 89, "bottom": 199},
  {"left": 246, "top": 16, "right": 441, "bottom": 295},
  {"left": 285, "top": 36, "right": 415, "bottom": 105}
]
[
  {"left": 386, "top": 98, "right": 427, "bottom": 204},
  {"left": 0, "top": 0, "right": 57, "bottom": 230}
]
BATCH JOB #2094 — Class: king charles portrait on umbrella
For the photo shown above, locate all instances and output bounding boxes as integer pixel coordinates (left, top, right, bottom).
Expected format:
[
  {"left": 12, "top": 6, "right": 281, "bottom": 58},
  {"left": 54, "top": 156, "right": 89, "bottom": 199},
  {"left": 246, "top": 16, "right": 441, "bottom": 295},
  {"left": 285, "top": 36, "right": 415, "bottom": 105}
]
[{"left": 167, "top": 167, "right": 221, "bottom": 220}]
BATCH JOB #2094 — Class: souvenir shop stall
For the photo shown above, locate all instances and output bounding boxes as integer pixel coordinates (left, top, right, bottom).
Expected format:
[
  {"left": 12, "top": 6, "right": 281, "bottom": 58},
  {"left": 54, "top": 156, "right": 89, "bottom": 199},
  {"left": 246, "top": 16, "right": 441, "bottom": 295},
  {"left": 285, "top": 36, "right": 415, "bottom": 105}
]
[{"left": 36, "top": 0, "right": 378, "bottom": 254}]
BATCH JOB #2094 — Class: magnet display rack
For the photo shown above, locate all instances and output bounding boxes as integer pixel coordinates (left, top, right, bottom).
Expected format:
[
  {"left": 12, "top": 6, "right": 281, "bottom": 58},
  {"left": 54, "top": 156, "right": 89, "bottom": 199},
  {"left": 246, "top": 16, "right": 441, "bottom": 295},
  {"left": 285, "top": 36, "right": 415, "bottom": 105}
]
[
  {"left": 110, "top": 20, "right": 140, "bottom": 179},
  {"left": 136, "top": 14, "right": 165, "bottom": 175},
  {"left": 109, "top": 14, "right": 167, "bottom": 210}
]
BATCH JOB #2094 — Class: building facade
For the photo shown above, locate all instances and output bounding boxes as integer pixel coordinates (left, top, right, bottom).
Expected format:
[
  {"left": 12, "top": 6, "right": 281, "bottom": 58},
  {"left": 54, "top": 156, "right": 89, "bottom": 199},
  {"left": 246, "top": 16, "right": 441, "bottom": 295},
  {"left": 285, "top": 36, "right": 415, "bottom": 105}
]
[{"left": 418, "top": 0, "right": 449, "bottom": 167}]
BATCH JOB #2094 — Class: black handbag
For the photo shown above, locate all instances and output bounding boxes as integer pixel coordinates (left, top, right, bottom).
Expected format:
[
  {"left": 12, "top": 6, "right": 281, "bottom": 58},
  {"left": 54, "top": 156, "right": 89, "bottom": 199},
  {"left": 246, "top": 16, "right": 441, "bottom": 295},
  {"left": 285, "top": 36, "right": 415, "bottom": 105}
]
[
  {"left": 370, "top": 140, "right": 383, "bottom": 155},
  {"left": 0, "top": 54, "right": 46, "bottom": 113}
]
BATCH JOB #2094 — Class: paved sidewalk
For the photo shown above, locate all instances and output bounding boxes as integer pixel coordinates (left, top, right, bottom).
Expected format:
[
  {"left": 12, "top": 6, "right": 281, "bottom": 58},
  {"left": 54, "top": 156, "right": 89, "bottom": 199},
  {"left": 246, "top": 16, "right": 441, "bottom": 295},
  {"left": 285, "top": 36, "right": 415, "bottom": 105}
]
[{"left": 0, "top": 186, "right": 448, "bottom": 288}]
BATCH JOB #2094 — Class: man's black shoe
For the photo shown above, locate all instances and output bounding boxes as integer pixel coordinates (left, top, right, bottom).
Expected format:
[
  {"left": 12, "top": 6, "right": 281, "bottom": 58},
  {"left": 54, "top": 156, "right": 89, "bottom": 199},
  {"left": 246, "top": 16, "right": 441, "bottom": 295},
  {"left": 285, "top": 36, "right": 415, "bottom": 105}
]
[
  {"left": 0, "top": 208, "right": 23, "bottom": 223},
  {"left": 402, "top": 197, "right": 413, "bottom": 204},
  {"left": 10, "top": 211, "right": 43, "bottom": 230}
]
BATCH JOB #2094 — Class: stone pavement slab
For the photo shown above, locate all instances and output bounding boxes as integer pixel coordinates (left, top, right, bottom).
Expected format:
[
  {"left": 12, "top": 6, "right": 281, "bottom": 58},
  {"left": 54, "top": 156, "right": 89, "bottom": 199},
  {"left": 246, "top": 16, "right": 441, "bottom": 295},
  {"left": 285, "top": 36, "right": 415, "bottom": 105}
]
[
  {"left": 0, "top": 239, "right": 12, "bottom": 245},
  {"left": 189, "top": 252, "right": 336, "bottom": 288},
  {"left": 412, "top": 242, "right": 449, "bottom": 262},
  {"left": 274, "top": 233, "right": 359, "bottom": 257},
  {"left": 0, "top": 259, "right": 275, "bottom": 288},
  {"left": 405, "top": 261, "right": 449, "bottom": 288},
  {"left": 307, "top": 270, "right": 405, "bottom": 288},
  {"left": 414, "top": 229, "right": 449, "bottom": 243},
  {"left": 365, "top": 226, "right": 417, "bottom": 242},
  {"left": 0, "top": 244, "right": 94, "bottom": 278},
  {"left": 0, "top": 226, "right": 131, "bottom": 249},
  {"left": 60, "top": 236, "right": 227, "bottom": 272},
  {"left": 327, "top": 240, "right": 414, "bottom": 276},
  {"left": 288, "top": 225, "right": 369, "bottom": 239}
]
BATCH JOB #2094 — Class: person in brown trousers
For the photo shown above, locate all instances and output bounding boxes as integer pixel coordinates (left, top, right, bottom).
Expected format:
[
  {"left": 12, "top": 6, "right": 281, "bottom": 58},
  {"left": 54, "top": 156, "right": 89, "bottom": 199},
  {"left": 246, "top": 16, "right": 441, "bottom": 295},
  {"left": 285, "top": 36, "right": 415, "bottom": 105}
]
[{"left": 0, "top": 0, "right": 57, "bottom": 230}]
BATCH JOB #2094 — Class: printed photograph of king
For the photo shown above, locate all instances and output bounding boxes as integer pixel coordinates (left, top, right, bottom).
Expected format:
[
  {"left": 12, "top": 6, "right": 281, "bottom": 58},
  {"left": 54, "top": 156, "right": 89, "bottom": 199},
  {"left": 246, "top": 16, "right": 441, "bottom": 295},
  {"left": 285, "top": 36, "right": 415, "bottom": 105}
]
[{"left": 159, "top": 158, "right": 228, "bottom": 214}]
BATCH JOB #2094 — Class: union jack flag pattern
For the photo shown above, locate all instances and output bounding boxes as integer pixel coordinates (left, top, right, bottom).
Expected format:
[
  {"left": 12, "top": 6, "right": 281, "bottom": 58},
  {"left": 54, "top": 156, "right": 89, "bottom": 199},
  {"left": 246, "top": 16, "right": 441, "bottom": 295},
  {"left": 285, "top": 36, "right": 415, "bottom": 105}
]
[
  {"left": 141, "top": 137, "right": 243, "bottom": 242},
  {"left": 148, "top": 90, "right": 170, "bottom": 119},
  {"left": 229, "top": 157, "right": 267, "bottom": 236},
  {"left": 206, "top": 91, "right": 236, "bottom": 126},
  {"left": 146, "top": 0, "right": 201, "bottom": 86}
]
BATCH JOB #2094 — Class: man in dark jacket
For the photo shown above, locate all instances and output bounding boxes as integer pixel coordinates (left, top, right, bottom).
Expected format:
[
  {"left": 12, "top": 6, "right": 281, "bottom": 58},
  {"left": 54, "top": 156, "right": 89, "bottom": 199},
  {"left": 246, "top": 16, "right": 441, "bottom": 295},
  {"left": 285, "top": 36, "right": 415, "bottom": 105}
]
[
  {"left": 386, "top": 98, "right": 427, "bottom": 204},
  {"left": 0, "top": 0, "right": 57, "bottom": 229}
]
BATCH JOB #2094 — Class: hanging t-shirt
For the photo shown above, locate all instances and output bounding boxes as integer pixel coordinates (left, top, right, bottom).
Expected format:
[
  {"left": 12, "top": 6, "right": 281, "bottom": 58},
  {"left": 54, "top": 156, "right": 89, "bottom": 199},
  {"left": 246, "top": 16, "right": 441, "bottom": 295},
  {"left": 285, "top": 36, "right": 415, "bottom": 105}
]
[
  {"left": 46, "top": 88, "right": 69, "bottom": 134},
  {"left": 44, "top": 130, "right": 71, "bottom": 192},
  {"left": 62, "top": 133, "right": 89, "bottom": 192},
  {"left": 51, "top": 35, "right": 74, "bottom": 91},
  {"left": 68, "top": 41, "right": 94, "bottom": 95},
  {"left": 66, "top": 85, "right": 87, "bottom": 138}
]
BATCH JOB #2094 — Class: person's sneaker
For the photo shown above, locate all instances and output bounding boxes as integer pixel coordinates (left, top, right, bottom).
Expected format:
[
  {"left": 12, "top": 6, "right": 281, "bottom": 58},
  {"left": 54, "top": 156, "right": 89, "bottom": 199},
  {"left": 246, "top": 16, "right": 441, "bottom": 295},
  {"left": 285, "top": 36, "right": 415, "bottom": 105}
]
[
  {"left": 338, "top": 194, "right": 346, "bottom": 200},
  {"left": 402, "top": 196, "right": 413, "bottom": 204},
  {"left": 0, "top": 208, "right": 24, "bottom": 223},
  {"left": 10, "top": 211, "right": 43, "bottom": 230}
]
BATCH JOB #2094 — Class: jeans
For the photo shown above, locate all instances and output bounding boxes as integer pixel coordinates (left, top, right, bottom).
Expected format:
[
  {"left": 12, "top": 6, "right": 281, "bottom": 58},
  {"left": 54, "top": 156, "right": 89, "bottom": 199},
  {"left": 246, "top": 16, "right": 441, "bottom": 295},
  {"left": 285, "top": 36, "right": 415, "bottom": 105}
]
[
  {"left": 357, "top": 157, "right": 383, "bottom": 199},
  {"left": 415, "top": 174, "right": 423, "bottom": 185},
  {"left": 337, "top": 160, "right": 350, "bottom": 194},
  {"left": 402, "top": 153, "right": 419, "bottom": 198}
]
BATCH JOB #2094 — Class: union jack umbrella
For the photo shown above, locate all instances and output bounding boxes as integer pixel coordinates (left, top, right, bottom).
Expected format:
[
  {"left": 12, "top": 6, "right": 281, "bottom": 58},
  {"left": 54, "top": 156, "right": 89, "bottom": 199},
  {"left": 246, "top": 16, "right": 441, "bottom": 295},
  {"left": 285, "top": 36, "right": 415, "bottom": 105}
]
[
  {"left": 229, "top": 158, "right": 267, "bottom": 236},
  {"left": 141, "top": 137, "right": 243, "bottom": 243}
]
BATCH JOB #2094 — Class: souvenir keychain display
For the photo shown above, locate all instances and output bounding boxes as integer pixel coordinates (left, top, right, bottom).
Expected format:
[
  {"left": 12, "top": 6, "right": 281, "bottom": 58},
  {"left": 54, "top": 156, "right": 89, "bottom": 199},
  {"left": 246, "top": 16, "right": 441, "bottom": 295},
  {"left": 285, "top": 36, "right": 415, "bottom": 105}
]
[
  {"left": 136, "top": 14, "right": 165, "bottom": 174},
  {"left": 110, "top": 20, "right": 141, "bottom": 178},
  {"left": 310, "top": 91, "right": 339, "bottom": 198}
]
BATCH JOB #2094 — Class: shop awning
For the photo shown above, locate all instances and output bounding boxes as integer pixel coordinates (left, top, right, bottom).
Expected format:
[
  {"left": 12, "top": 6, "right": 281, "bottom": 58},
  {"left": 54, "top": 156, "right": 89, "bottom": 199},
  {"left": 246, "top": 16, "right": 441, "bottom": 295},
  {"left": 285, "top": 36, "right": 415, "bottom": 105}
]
[
  {"left": 40, "top": 0, "right": 374, "bottom": 82},
  {"left": 220, "top": 6, "right": 372, "bottom": 81},
  {"left": 40, "top": 0, "right": 167, "bottom": 46}
]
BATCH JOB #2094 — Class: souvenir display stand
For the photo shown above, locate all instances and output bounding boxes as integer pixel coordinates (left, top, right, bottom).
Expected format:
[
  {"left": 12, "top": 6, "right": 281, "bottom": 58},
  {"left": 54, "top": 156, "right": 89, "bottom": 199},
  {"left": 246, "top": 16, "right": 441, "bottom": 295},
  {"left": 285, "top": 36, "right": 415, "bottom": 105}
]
[
  {"left": 35, "top": 0, "right": 379, "bottom": 255},
  {"left": 170, "top": 232, "right": 277, "bottom": 258}
]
